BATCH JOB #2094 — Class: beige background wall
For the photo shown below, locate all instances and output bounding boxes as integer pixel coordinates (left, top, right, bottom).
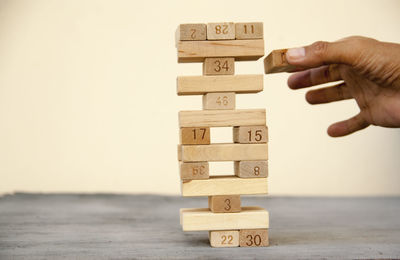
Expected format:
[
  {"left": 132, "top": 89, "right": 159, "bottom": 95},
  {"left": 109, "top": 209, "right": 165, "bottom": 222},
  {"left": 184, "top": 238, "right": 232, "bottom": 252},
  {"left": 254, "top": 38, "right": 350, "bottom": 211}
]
[{"left": 0, "top": 0, "right": 399, "bottom": 196}]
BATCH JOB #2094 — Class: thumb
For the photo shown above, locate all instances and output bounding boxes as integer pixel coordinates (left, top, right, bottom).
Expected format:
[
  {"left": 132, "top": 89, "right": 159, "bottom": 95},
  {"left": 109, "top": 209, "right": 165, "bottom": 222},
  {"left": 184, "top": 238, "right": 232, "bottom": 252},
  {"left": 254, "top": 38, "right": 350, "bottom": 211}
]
[{"left": 285, "top": 37, "right": 374, "bottom": 68}]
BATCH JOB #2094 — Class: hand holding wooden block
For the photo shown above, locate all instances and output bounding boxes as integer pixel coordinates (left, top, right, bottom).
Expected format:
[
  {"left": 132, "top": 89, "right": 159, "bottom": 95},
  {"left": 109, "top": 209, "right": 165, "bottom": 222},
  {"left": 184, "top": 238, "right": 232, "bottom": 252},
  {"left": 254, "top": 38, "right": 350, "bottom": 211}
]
[
  {"left": 264, "top": 48, "right": 297, "bottom": 74},
  {"left": 202, "top": 92, "right": 235, "bottom": 110},
  {"left": 203, "top": 57, "right": 235, "bottom": 75},
  {"left": 180, "top": 162, "right": 209, "bottom": 180},
  {"left": 209, "top": 230, "right": 239, "bottom": 247},
  {"left": 209, "top": 195, "right": 241, "bottom": 213},
  {"left": 207, "top": 22, "right": 235, "bottom": 40}
]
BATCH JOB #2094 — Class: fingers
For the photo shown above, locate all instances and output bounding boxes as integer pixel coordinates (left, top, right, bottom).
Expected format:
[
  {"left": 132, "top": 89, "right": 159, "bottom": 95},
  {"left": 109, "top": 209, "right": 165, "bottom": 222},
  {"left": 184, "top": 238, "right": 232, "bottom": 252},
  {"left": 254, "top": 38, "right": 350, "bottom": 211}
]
[
  {"left": 285, "top": 37, "right": 374, "bottom": 68},
  {"left": 327, "top": 113, "right": 370, "bottom": 137},
  {"left": 305, "top": 83, "right": 352, "bottom": 104},
  {"left": 288, "top": 65, "right": 342, "bottom": 89}
]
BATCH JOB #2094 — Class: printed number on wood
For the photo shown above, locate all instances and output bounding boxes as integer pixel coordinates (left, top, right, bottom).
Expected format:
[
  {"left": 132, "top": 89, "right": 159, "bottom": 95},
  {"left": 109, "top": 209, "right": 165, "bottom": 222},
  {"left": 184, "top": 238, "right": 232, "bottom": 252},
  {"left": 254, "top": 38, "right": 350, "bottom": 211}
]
[
  {"left": 207, "top": 22, "right": 235, "bottom": 40},
  {"left": 203, "top": 58, "right": 234, "bottom": 75},
  {"left": 203, "top": 92, "right": 235, "bottom": 110},
  {"left": 233, "top": 126, "right": 268, "bottom": 143},
  {"left": 209, "top": 230, "right": 239, "bottom": 247},
  {"left": 180, "top": 127, "right": 210, "bottom": 144},
  {"left": 180, "top": 162, "right": 209, "bottom": 180},
  {"left": 239, "top": 229, "right": 269, "bottom": 247}
]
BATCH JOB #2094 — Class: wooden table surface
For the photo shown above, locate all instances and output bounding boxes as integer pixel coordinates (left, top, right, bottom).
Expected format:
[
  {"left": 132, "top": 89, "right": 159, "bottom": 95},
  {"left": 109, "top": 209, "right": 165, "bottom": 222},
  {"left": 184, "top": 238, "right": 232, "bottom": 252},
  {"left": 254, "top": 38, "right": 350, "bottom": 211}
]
[{"left": 1, "top": 193, "right": 399, "bottom": 259}]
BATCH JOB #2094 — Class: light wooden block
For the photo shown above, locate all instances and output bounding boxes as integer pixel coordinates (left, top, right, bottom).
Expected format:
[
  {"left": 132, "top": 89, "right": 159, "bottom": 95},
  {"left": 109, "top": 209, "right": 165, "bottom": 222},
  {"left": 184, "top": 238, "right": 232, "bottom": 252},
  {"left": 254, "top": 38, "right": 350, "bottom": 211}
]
[
  {"left": 239, "top": 229, "right": 269, "bottom": 247},
  {"left": 235, "top": 22, "right": 263, "bottom": 39},
  {"left": 207, "top": 22, "right": 235, "bottom": 40},
  {"left": 177, "top": 39, "right": 264, "bottom": 62},
  {"left": 176, "top": 24, "right": 207, "bottom": 41},
  {"left": 178, "top": 143, "right": 268, "bottom": 162},
  {"left": 233, "top": 126, "right": 268, "bottom": 143},
  {"left": 177, "top": 74, "right": 263, "bottom": 96},
  {"left": 202, "top": 92, "right": 235, "bottom": 110},
  {"left": 180, "top": 162, "right": 209, "bottom": 180},
  {"left": 179, "top": 109, "right": 266, "bottom": 127},
  {"left": 208, "top": 195, "right": 241, "bottom": 213},
  {"left": 209, "top": 230, "right": 239, "bottom": 248},
  {"left": 203, "top": 57, "right": 235, "bottom": 75},
  {"left": 180, "top": 206, "right": 269, "bottom": 231},
  {"left": 264, "top": 49, "right": 297, "bottom": 74},
  {"left": 234, "top": 161, "right": 268, "bottom": 178},
  {"left": 181, "top": 176, "right": 268, "bottom": 196},
  {"left": 180, "top": 127, "right": 210, "bottom": 145}
]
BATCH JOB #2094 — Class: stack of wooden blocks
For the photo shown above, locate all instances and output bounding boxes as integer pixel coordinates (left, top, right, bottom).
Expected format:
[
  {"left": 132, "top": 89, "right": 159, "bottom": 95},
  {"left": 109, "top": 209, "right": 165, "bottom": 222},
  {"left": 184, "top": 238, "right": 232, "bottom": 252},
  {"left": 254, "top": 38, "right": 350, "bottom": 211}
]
[{"left": 176, "top": 22, "right": 269, "bottom": 248}]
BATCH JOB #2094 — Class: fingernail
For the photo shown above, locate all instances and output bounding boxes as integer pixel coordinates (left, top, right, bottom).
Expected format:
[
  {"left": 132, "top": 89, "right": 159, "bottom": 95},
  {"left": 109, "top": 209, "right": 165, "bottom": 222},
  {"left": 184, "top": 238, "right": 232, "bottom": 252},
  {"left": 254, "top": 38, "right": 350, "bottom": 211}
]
[{"left": 286, "top": 47, "right": 305, "bottom": 60}]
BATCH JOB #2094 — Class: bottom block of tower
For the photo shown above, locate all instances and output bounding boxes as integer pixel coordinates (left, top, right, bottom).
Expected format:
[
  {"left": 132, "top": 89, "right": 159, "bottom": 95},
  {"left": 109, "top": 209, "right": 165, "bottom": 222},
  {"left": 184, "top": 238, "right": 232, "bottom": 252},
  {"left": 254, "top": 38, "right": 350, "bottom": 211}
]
[
  {"left": 209, "top": 230, "right": 239, "bottom": 247},
  {"left": 180, "top": 206, "right": 269, "bottom": 231},
  {"left": 239, "top": 229, "right": 269, "bottom": 247}
]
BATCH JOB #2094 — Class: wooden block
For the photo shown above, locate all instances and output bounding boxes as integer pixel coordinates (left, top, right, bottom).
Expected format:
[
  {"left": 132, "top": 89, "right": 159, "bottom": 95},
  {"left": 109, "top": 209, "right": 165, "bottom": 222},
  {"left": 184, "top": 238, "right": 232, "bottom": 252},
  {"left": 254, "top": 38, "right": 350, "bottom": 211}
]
[
  {"left": 177, "top": 39, "right": 264, "bottom": 62},
  {"left": 181, "top": 176, "right": 268, "bottom": 196},
  {"left": 264, "top": 49, "right": 297, "bottom": 74},
  {"left": 180, "top": 127, "right": 210, "bottom": 145},
  {"left": 209, "top": 230, "right": 239, "bottom": 247},
  {"left": 234, "top": 161, "right": 268, "bottom": 178},
  {"left": 180, "top": 206, "right": 269, "bottom": 231},
  {"left": 203, "top": 57, "right": 235, "bottom": 75},
  {"left": 177, "top": 74, "right": 263, "bottom": 96},
  {"left": 207, "top": 22, "right": 235, "bottom": 40},
  {"left": 233, "top": 126, "right": 268, "bottom": 143},
  {"left": 208, "top": 195, "right": 241, "bottom": 213},
  {"left": 235, "top": 22, "right": 263, "bottom": 39},
  {"left": 178, "top": 143, "right": 268, "bottom": 162},
  {"left": 180, "top": 162, "right": 209, "bottom": 180},
  {"left": 179, "top": 109, "right": 266, "bottom": 127},
  {"left": 202, "top": 92, "right": 235, "bottom": 110},
  {"left": 176, "top": 24, "right": 207, "bottom": 41},
  {"left": 239, "top": 229, "right": 269, "bottom": 247}
]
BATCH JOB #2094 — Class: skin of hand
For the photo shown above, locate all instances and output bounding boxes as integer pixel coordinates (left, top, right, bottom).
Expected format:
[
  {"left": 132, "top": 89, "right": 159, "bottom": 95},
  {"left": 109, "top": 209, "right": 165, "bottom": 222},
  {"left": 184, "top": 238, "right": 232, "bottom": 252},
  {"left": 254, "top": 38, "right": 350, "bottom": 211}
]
[{"left": 285, "top": 36, "right": 400, "bottom": 137}]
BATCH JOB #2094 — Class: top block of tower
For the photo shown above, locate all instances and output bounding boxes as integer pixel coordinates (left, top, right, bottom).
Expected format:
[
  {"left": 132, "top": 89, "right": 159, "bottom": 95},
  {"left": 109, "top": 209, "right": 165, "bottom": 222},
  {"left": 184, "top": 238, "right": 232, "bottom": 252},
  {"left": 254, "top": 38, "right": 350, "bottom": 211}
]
[{"left": 176, "top": 22, "right": 265, "bottom": 63}]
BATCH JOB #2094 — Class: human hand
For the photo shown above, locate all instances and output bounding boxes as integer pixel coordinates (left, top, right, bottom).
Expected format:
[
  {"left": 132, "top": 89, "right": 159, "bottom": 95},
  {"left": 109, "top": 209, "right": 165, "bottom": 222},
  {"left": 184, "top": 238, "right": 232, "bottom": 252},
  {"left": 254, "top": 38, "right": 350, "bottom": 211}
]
[{"left": 285, "top": 36, "right": 400, "bottom": 137}]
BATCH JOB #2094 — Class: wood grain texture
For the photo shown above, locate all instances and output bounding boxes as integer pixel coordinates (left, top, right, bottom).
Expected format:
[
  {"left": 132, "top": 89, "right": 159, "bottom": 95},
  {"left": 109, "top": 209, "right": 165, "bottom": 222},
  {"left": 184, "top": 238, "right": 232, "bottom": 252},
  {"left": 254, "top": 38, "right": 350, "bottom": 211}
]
[
  {"left": 177, "top": 75, "right": 263, "bottom": 96},
  {"left": 209, "top": 230, "right": 239, "bottom": 247},
  {"left": 264, "top": 49, "right": 297, "bottom": 74},
  {"left": 178, "top": 143, "right": 268, "bottom": 162},
  {"left": 235, "top": 22, "right": 263, "bottom": 39},
  {"left": 180, "top": 127, "right": 210, "bottom": 145},
  {"left": 177, "top": 24, "right": 207, "bottom": 41},
  {"left": 207, "top": 22, "right": 235, "bottom": 40},
  {"left": 177, "top": 39, "right": 264, "bottom": 63},
  {"left": 202, "top": 92, "right": 235, "bottom": 110},
  {"left": 180, "top": 162, "right": 209, "bottom": 180},
  {"left": 180, "top": 206, "right": 269, "bottom": 231},
  {"left": 203, "top": 57, "right": 235, "bottom": 75},
  {"left": 234, "top": 161, "right": 268, "bottom": 178},
  {"left": 208, "top": 195, "right": 241, "bottom": 213},
  {"left": 233, "top": 126, "right": 268, "bottom": 143},
  {"left": 179, "top": 109, "right": 266, "bottom": 127},
  {"left": 181, "top": 176, "right": 268, "bottom": 196},
  {"left": 239, "top": 229, "right": 269, "bottom": 247}
]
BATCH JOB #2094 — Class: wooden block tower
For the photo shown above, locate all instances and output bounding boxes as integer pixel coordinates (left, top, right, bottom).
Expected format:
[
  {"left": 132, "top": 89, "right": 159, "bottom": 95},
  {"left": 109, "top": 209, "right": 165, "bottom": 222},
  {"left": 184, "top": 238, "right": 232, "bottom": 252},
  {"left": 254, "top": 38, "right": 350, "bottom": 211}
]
[{"left": 176, "top": 22, "right": 269, "bottom": 248}]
